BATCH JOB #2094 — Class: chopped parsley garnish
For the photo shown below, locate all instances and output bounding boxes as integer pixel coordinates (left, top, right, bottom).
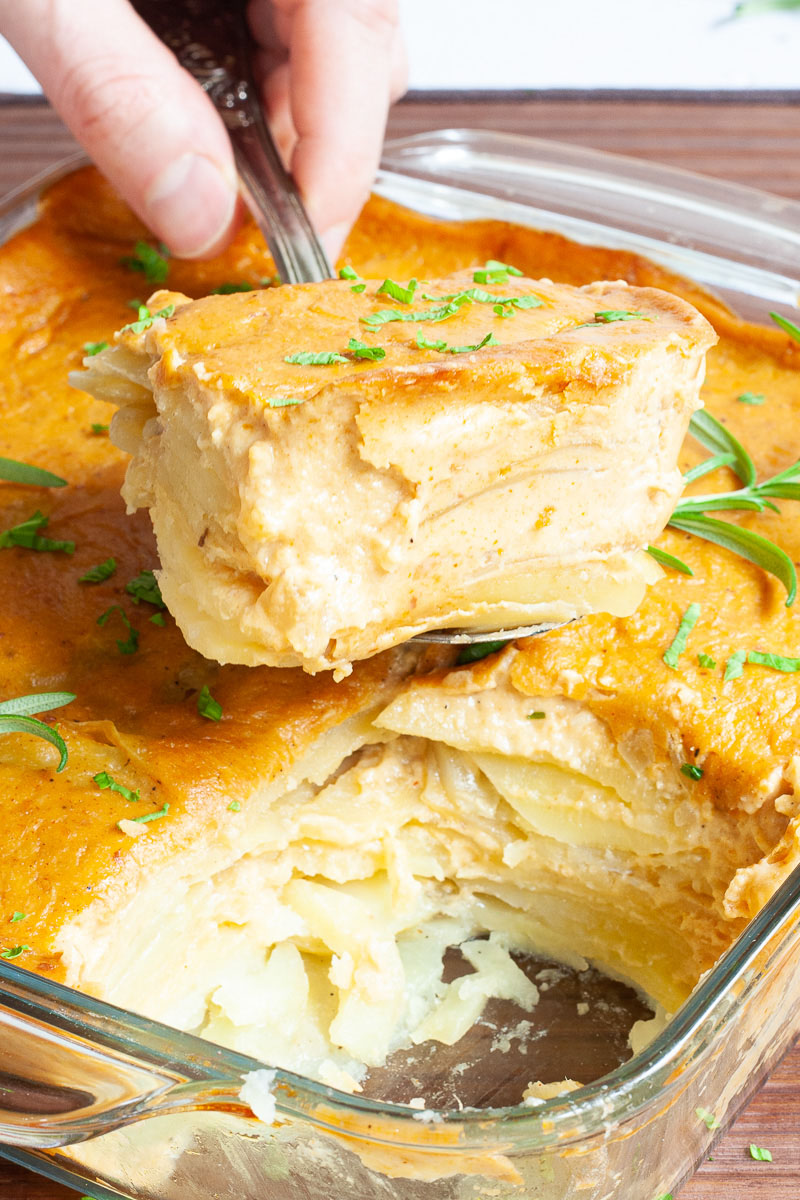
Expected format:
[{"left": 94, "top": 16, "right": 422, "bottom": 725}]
[
  {"left": 681, "top": 763, "right": 703, "bottom": 780},
  {"left": 198, "top": 684, "right": 222, "bottom": 721},
  {"left": 284, "top": 351, "right": 348, "bottom": 366},
  {"left": 724, "top": 650, "right": 747, "bottom": 681},
  {"left": 82, "top": 341, "right": 108, "bottom": 357},
  {"left": 416, "top": 332, "right": 448, "bottom": 351},
  {"left": 120, "top": 239, "right": 170, "bottom": 284},
  {"left": 0, "top": 945, "right": 30, "bottom": 959},
  {"left": 268, "top": 396, "right": 304, "bottom": 408},
  {"left": 695, "top": 1107, "right": 720, "bottom": 1130},
  {"left": 0, "top": 457, "right": 67, "bottom": 488},
  {"left": 210, "top": 281, "right": 254, "bottom": 294},
  {"left": 447, "top": 332, "right": 499, "bottom": 354},
  {"left": 424, "top": 287, "right": 542, "bottom": 313},
  {"left": 90, "top": 423, "right": 109, "bottom": 435},
  {"left": 228, "top": 800, "right": 242, "bottom": 812},
  {"left": 747, "top": 650, "right": 800, "bottom": 672},
  {"left": 653, "top": 1194, "right": 673, "bottom": 1200},
  {"left": 125, "top": 569, "right": 165, "bottom": 608},
  {"left": 121, "top": 303, "right": 175, "bottom": 335},
  {"left": 737, "top": 392, "right": 766, "bottom": 405},
  {"left": 646, "top": 545, "right": 693, "bottom": 576},
  {"left": 457, "top": 640, "right": 509, "bottom": 665},
  {"left": 749, "top": 1144, "right": 773, "bottom": 1162},
  {"left": 79, "top": 557, "right": 117, "bottom": 584},
  {"left": 0, "top": 691, "right": 75, "bottom": 772},
  {"left": 502, "top": 295, "right": 542, "bottom": 310},
  {"left": 150, "top": 612, "right": 166, "bottom": 626},
  {"left": 594, "top": 309, "right": 645, "bottom": 322},
  {"left": 574, "top": 310, "right": 648, "bottom": 330},
  {"left": 362, "top": 299, "right": 469, "bottom": 329},
  {"left": 119, "top": 802, "right": 169, "bottom": 830},
  {"left": 415, "top": 330, "right": 498, "bottom": 354},
  {"left": 473, "top": 259, "right": 523, "bottom": 285},
  {"left": 338, "top": 265, "right": 360, "bottom": 281},
  {"left": 528, "top": 711, "right": 546, "bottom": 720},
  {"left": 93, "top": 771, "right": 140, "bottom": 803},
  {"left": 97, "top": 605, "right": 139, "bottom": 655},
  {"left": 663, "top": 603, "right": 701, "bottom": 669},
  {"left": 698, "top": 653, "right": 717, "bottom": 669},
  {"left": 494, "top": 303, "right": 515, "bottom": 318},
  {"left": 377, "top": 277, "right": 418, "bottom": 305},
  {"left": 0, "top": 511, "right": 74, "bottom": 554},
  {"left": 10, "top": 912, "right": 26, "bottom": 923},
  {"left": 351, "top": 283, "right": 367, "bottom": 294},
  {"left": 348, "top": 338, "right": 386, "bottom": 361}
]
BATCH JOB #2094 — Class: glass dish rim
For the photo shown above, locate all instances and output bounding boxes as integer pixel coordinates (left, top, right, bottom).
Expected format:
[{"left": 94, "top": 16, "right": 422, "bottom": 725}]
[{"left": 1, "top": 137, "right": 799, "bottom": 1155}]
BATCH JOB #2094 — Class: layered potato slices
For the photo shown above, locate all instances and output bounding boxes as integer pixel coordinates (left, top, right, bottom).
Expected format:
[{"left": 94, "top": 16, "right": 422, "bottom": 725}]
[{"left": 77, "top": 272, "right": 715, "bottom": 675}]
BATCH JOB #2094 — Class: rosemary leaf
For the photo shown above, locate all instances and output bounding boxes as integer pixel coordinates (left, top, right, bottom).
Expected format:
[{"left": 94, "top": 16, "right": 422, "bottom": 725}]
[
  {"left": 0, "top": 713, "right": 70, "bottom": 771},
  {"left": 669, "top": 513, "right": 797, "bottom": 606},
  {"left": 682, "top": 453, "right": 736, "bottom": 485},
  {"left": 0, "top": 692, "right": 75, "bottom": 718},
  {"left": 688, "top": 411, "right": 756, "bottom": 487},
  {"left": 646, "top": 545, "right": 694, "bottom": 576},
  {"left": 0, "top": 458, "right": 67, "bottom": 488}
]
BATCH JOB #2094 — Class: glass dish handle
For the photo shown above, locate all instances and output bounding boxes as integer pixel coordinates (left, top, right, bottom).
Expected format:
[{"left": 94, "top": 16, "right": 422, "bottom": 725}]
[{"left": 0, "top": 965, "right": 247, "bottom": 1149}]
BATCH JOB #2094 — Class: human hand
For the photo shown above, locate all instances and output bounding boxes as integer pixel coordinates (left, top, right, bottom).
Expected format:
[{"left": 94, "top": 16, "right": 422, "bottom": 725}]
[{"left": 0, "top": 0, "right": 406, "bottom": 259}]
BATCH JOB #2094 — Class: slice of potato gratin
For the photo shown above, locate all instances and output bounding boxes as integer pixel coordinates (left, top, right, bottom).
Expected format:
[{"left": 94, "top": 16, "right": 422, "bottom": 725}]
[{"left": 76, "top": 271, "right": 716, "bottom": 675}]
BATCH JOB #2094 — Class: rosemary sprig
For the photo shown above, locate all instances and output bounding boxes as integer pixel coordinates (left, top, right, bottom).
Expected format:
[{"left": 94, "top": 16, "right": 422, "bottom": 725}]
[
  {"left": 668, "top": 410, "right": 799, "bottom": 604},
  {"left": 0, "top": 691, "right": 75, "bottom": 772}
]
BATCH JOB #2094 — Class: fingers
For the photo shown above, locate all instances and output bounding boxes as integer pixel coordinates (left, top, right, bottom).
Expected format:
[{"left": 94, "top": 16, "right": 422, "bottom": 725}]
[
  {"left": 0, "top": 0, "right": 240, "bottom": 258},
  {"left": 251, "top": 0, "right": 408, "bottom": 259}
]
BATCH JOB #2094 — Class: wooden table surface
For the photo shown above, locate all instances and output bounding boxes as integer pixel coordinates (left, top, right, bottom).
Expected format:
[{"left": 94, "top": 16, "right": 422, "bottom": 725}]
[{"left": 1, "top": 95, "right": 798, "bottom": 1198}]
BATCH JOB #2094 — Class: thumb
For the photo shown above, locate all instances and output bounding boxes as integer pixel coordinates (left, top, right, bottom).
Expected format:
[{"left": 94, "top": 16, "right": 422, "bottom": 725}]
[{"left": 0, "top": 0, "right": 239, "bottom": 258}]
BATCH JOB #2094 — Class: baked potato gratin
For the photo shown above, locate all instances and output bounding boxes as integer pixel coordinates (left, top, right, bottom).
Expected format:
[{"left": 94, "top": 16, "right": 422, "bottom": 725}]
[
  {"left": 76, "top": 271, "right": 714, "bottom": 676},
  {"left": 1, "top": 168, "right": 800, "bottom": 1098}
]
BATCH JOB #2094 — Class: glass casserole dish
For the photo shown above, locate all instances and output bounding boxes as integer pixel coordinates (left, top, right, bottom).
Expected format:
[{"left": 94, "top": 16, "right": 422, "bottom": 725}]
[{"left": 2, "top": 128, "right": 800, "bottom": 1199}]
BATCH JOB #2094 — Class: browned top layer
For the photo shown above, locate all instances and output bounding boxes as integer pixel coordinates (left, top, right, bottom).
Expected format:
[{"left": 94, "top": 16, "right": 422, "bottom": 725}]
[{"left": 120, "top": 271, "right": 714, "bottom": 414}]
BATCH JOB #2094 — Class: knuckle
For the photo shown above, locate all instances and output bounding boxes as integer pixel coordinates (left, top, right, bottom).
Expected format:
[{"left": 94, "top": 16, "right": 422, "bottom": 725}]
[{"left": 54, "top": 55, "right": 164, "bottom": 144}]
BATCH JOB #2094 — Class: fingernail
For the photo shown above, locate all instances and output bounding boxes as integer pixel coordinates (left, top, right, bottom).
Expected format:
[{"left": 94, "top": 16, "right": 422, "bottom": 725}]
[
  {"left": 145, "top": 154, "right": 237, "bottom": 258},
  {"left": 320, "top": 221, "right": 351, "bottom": 267}
]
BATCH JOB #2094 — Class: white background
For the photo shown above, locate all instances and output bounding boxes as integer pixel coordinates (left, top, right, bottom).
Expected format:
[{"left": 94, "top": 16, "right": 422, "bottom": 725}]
[{"left": 0, "top": 0, "right": 799, "bottom": 93}]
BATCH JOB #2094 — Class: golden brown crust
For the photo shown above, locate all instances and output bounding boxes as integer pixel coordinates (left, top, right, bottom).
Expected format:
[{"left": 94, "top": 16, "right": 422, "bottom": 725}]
[{"left": 124, "top": 272, "right": 714, "bottom": 411}]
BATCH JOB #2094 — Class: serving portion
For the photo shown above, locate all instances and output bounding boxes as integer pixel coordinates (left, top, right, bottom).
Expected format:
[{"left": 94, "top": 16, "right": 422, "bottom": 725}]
[
  {"left": 77, "top": 271, "right": 714, "bottom": 675},
  {"left": 1, "top": 166, "right": 800, "bottom": 1119}
]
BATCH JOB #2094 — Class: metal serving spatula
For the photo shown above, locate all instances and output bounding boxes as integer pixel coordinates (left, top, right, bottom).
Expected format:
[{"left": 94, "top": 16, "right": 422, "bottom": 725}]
[{"left": 130, "top": 0, "right": 565, "bottom": 648}]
